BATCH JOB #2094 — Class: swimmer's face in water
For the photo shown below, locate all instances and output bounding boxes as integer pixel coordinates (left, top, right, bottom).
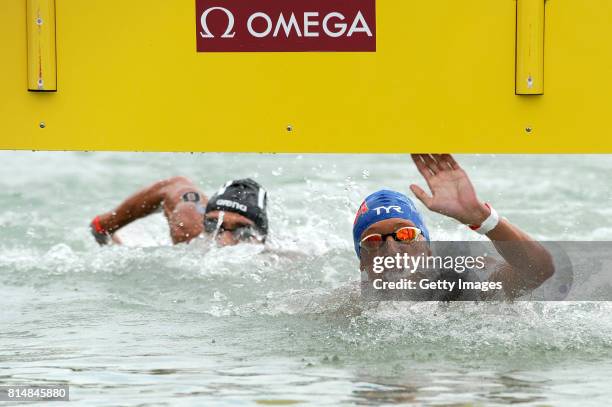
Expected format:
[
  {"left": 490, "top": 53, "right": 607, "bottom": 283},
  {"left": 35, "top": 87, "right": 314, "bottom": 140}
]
[
  {"left": 204, "top": 210, "right": 265, "bottom": 246},
  {"left": 359, "top": 218, "right": 431, "bottom": 273}
]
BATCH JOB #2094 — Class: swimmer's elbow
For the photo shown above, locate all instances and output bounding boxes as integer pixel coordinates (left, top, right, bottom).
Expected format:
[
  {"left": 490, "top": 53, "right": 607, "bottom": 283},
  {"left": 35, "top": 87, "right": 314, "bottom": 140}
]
[
  {"left": 503, "top": 250, "right": 555, "bottom": 298},
  {"left": 535, "top": 250, "right": 555, "bottom": 286}
]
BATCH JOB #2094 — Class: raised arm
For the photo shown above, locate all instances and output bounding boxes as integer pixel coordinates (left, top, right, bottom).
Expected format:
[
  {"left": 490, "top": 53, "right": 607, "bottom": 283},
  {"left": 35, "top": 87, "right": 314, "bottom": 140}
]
[
  {"left": 90, "top": 176, "right": 187, "bottom": 245},
  {"left": 409, "top": 154, "right": 554, "bottom": 297}
]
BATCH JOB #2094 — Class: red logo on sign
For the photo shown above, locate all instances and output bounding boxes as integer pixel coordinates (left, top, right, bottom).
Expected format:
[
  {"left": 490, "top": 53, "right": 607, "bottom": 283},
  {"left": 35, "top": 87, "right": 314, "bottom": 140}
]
[{"left": 196, "top": 0, "right": 376, "bottom": 52}]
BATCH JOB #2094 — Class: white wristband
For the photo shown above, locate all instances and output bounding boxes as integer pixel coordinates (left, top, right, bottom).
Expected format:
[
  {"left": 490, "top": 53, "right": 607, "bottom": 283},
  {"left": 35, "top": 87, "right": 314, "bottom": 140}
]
[{"left": 471, "top": 204, "right": 500, "bottom": 235}]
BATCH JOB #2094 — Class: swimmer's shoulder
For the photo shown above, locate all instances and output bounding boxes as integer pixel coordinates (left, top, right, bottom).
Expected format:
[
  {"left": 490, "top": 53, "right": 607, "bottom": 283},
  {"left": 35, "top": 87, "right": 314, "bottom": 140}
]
[{"left": 162, "top": 176, "right": 208, "bottom": 204}]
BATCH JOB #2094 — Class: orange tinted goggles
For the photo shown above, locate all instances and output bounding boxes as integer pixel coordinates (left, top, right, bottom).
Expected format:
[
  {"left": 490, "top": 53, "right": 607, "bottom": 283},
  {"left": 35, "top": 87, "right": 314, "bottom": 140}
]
[{"left": 359, "top": 227, "right": 422, "bottom": 250}]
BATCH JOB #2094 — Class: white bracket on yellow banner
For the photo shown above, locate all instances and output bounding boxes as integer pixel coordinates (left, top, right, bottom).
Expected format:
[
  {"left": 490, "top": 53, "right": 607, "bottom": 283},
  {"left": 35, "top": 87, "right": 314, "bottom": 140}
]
[
  {"left": 516, "top": 0, "right": 545, "bottom": 95},
  {"left": 26, "top": 0, "right": 57, "bottom": 92}
]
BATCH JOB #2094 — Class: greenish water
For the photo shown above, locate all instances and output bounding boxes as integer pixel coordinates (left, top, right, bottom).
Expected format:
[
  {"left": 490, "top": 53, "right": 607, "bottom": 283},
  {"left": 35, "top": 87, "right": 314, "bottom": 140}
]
[{"left": 2, "top": 152, "right": 612, "bottom": 406}]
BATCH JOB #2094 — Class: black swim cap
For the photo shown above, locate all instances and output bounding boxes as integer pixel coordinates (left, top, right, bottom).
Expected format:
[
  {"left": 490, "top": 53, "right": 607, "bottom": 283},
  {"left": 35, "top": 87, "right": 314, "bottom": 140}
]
[{"left": 205, "top": 179, "right": 268, "bottom": 235}]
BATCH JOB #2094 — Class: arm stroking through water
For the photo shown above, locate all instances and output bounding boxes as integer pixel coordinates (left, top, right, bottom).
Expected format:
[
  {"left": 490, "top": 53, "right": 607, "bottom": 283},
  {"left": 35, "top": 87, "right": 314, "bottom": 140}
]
[
  {"left": 409, "top": 154, "right": 554, "bottom": 298},
  {"left": 90, "top": 176, "right": 204, "bottom": 245}
]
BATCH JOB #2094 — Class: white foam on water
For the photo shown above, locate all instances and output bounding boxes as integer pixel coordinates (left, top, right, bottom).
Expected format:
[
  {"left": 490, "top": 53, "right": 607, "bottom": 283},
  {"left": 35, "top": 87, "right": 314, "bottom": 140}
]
[{"left": 2, "top": 152, "right": 612, "bottom": 405}]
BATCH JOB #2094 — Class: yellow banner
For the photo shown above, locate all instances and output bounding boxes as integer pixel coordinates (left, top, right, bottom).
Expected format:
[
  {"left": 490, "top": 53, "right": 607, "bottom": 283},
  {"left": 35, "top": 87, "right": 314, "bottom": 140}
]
[{"left": 1, "top": 0, "right": 612, "bottom": 152}]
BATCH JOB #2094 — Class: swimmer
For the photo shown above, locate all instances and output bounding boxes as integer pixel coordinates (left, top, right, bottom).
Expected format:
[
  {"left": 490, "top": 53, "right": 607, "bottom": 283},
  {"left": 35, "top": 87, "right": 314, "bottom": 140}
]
[
  {"left": 353, "top": 154, "right": 555, "bottom": 299},
  {"left": 90, "top": 177, "right": 268, "bottom": 246}
]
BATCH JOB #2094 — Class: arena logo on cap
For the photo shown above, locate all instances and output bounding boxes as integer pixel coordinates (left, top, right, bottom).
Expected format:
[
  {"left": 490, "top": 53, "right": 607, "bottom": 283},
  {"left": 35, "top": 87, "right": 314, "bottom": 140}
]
[
  {"left": 217, "top": 199, "right": 248, "bottom": 212},
  {"left": 195, "top": 0, "right": 376, "bottom": 52}
]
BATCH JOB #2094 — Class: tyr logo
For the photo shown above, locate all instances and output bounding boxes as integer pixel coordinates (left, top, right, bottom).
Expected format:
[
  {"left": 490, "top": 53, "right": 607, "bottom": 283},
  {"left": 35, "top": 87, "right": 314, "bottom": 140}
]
[{"left": 373, "top": 205, "right": 403, "bottom": 215}]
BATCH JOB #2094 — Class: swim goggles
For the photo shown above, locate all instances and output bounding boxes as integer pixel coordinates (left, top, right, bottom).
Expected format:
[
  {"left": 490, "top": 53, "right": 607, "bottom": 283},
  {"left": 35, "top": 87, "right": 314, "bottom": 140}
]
[
  {"left": 359, "top": 226, "right": 422, "bottom": 251},
  {"left": 204, "top": 218, "right": 263, "bottom": 242}
]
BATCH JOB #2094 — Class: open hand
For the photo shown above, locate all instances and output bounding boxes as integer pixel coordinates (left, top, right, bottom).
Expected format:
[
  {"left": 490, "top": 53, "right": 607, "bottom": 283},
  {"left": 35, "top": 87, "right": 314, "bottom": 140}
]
[{"left": 410, "top": 154, "right": 490, "bottom": 225}]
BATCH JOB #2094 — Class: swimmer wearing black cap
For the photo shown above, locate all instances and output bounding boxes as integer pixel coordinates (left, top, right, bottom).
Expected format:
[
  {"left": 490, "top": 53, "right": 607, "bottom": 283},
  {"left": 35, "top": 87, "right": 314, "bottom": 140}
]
[
  {"left": 90, "top": 177, "right": 268, "bottom": 246},
  {"left": 354, "top": 154, "right": 555, "bottom": 299}
]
